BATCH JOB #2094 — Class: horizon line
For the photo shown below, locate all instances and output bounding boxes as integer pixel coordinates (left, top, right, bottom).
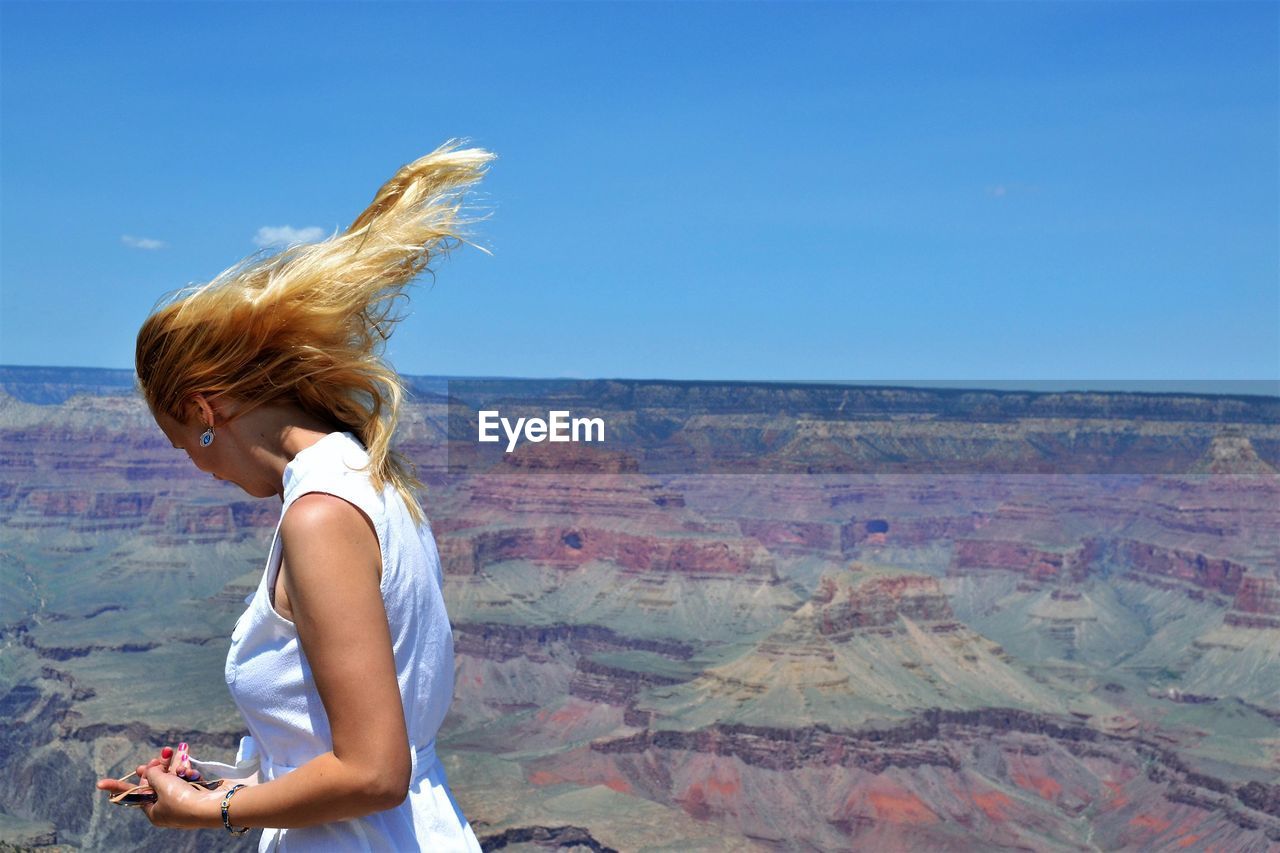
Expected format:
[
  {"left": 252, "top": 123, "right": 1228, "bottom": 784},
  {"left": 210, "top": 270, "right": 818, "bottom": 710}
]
[{"left": 1, "top": 364, "right": 1277, "bottom": 401}]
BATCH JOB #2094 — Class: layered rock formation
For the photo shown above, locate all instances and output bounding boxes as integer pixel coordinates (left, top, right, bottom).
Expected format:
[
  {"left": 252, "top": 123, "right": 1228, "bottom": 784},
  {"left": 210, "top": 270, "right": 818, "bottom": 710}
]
[{"left": 2, "top": 368, "right": 1278, "bottom": 851}]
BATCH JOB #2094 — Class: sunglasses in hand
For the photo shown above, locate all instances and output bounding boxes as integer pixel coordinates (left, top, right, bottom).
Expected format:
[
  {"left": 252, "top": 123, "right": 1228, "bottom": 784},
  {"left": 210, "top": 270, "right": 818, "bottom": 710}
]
[{"left": 106, "top": 768, "right": 224, "bottom": 807}]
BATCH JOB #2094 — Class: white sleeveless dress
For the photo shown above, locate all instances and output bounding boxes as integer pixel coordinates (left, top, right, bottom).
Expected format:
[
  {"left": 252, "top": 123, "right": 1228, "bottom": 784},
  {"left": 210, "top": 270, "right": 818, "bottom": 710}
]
[{"left": 191, "top": 431, "right": 481, "bottom": 852}]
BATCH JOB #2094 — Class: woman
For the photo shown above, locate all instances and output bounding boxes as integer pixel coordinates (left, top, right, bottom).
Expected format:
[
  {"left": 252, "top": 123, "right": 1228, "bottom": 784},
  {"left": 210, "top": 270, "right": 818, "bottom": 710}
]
[{"left": 95, "top": 139, "right": 494, "bottom": 850}]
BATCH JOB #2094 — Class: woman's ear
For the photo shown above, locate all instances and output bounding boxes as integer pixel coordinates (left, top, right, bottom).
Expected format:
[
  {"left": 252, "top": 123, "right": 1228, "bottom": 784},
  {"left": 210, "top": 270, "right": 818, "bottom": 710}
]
[{"left": 190, "top": 394, "right": 218, "bottom": 429}]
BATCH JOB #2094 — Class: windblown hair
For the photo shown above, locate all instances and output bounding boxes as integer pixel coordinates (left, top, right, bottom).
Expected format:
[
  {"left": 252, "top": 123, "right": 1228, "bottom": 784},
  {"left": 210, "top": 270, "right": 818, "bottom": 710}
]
[{"left": 136, "top": 138, "right": 496, "bottom": 524}]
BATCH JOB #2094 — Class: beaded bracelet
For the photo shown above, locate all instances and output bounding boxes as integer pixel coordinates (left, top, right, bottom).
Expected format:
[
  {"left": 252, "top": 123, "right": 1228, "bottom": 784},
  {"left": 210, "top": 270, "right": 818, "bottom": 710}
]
[{"left": 221, "top": 783, "right": 249, "bottom": 836}]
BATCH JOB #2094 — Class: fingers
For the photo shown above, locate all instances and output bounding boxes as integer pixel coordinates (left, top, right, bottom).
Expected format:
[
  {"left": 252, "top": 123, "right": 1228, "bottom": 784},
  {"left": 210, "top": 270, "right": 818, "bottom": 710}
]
[
  {"left": 143, "top": 762, "right": 182, "bottom": 796},
  {"left": 166, "top": 742, "right": 188, "bottom": 774},
  {"left": 145, "top": 746, "right": 172, "bottom": 777},
  {"left": 167, "top": 742, "right": 199, "bottom": 780},
  {"left": 103, "top": 745, "right": 204, "bottom": 803},
  {"left": 96, "top": 778, "right": 133, "bottom": 794},
  {"left": 136, "top": 755, "right": 168, "bottom": 781},
  {"left": 123, "top": 745, "right": 180, "bottom": 790},
  {"left": 177, "top": 745, "right": 200, "bottom": 780},
  {"left": 144, "top": 763, "right": 166, "bottom": 787}
]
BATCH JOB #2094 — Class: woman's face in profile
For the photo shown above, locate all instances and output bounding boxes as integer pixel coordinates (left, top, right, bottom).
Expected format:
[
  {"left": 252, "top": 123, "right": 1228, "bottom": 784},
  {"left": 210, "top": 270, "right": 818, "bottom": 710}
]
[
  {"left": 153, "top": 408, "right": 223, "bottom": 478},
  {"left": 151, "top": 402, "right": 280, "bottom": 500},
  {"left": 151, "top": 405, "right": 249, "bottom": 491}
]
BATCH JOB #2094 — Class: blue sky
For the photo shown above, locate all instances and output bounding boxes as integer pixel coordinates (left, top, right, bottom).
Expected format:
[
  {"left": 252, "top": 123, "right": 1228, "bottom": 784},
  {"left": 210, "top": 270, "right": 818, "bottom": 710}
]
[{"left": 2, "top": 0, "right": 1277, "bottom": 385}]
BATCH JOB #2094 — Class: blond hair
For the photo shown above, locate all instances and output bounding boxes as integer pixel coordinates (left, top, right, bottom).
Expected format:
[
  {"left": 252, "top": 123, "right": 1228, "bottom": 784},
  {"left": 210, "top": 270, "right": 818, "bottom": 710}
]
[{"left": 135, "top": 138, "right": 496, "bottom": 524}]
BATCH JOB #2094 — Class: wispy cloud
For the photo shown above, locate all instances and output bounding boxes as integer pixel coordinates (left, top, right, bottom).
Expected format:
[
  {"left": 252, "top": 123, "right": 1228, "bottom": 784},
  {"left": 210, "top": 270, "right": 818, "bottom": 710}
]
[
  {"left": 253, "top": 225, "right": 327, "bottom": 247},
  {"left": 121, "top": 234, "right": 168, "bottom": 250},
  {"left": 985, "top": 183, "right": 1041, "bottom": 199}
]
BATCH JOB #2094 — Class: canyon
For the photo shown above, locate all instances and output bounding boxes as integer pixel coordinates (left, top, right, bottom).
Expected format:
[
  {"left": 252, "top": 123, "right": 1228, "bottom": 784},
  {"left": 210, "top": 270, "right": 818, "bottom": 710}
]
[{"left": 0, "top": 367, "right": 1277, "bottom": 851}]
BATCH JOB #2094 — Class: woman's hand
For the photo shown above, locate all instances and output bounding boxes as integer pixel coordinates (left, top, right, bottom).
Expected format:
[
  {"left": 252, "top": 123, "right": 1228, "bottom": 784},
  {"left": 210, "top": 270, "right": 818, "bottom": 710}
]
[
  {"left": 95, "top": 743, "right": 223, "bottom": 828},
  {"left": 96, "top": 744, "right": 180, "bottom": 797},
  {"left": 95, "top": 743, "right": 208, "bottom": 793},
  {"left": 135, "top": 764, "right": 224, "bottom": 829}
]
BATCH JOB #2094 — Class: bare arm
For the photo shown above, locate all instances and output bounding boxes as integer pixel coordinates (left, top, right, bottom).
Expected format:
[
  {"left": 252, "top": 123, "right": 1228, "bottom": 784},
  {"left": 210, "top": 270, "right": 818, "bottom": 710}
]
[{"left": 175, "top": 492, "right": 412, "bottom": 830}]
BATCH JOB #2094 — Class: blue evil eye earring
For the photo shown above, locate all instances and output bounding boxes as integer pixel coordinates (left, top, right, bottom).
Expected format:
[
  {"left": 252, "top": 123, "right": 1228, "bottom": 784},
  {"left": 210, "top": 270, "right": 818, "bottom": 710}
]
[{"left": 200, "top": 426, "right": 215, "bottom": 447}]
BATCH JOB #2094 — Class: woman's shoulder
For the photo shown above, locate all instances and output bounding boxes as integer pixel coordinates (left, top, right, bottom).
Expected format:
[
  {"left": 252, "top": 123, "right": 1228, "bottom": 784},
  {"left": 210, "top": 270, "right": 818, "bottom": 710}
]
[
  {"left": 282, "top": 490, "right": 371, "bottom": 532},
  {"left": 282, "top": 435, "right": 390, "bottom": 540},
  {"left": 282, "top": 496, "right": 377, "bottom": 580}
]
